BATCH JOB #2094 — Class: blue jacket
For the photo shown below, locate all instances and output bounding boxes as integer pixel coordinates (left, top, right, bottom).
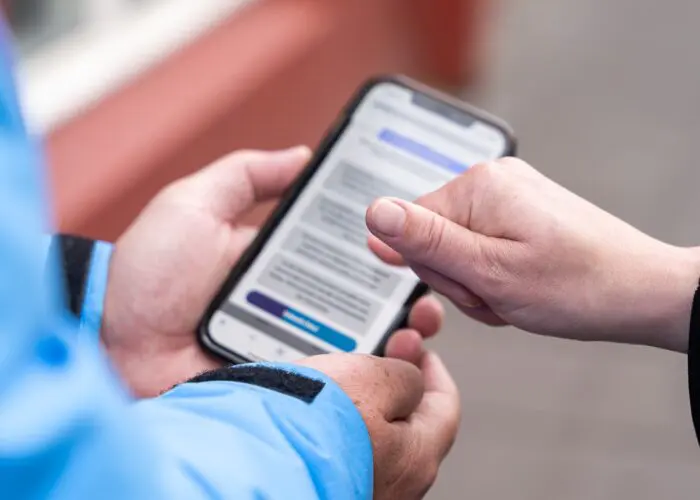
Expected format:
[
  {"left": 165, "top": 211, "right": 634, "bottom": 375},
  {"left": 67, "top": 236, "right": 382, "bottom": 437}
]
[{"left": 0, "top": 29, "right": 372, "bottom": 499}]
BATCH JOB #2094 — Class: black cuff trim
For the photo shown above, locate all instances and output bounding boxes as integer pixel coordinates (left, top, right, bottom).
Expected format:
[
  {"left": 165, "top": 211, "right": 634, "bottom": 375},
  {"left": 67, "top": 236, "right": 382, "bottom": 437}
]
[
  {"left": 688, "top": 285, "right": 700, "bottom": 446},
  {"left": 55, "top": 235, "right": 95, "bottom": 317},
  {"left": 186, "top": 365, "right": 325, "bottom": 404}
]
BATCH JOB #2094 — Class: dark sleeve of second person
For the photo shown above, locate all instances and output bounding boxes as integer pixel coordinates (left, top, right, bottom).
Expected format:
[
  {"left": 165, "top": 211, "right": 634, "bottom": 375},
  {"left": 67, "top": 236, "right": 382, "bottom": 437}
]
[{"left": 688, "top": 286, "right": 700, "bottom": 445}]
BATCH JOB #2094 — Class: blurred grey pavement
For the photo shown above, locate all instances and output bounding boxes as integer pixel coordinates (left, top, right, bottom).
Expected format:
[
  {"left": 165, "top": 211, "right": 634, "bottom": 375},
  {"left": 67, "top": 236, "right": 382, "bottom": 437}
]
[{"left": 428, "top": 0, "right": 700, "bottom": 498}]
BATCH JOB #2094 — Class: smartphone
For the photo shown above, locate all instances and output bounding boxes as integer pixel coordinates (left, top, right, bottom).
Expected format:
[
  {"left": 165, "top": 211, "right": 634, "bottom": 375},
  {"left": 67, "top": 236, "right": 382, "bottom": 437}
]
[{"left": 199, "top": 75, "right": 516, "bottom": 363}]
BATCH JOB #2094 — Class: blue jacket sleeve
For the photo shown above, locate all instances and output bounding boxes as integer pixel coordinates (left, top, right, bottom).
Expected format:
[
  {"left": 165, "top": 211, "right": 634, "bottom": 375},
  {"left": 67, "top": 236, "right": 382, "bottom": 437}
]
[
  {"left": 0, "top": 30, "right": 373, "bottom": 500},
  {"left": 137, "top": 365, "right": 373, "bottom": 499},
  {"left": 78, "top": 239, "right": 112, "bottom": 333},
  {"left": 42, "top": 235, "right": 113, "bottom": 337}
]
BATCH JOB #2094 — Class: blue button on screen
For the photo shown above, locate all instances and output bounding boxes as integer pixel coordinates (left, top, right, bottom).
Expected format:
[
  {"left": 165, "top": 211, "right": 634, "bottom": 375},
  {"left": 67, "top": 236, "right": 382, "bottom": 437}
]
[{"left": 247, "top": 291, "right": 358, "bottom": 352}]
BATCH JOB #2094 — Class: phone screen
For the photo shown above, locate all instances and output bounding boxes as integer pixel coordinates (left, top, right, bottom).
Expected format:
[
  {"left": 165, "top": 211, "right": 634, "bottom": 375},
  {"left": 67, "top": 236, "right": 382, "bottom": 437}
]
[{"left": 206, "top": 80, "right": 512, "bottom": 362}]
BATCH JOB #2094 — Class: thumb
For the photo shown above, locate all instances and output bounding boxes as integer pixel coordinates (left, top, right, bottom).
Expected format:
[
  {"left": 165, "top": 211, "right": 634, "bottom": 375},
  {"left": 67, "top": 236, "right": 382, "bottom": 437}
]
[
  {"left": 366, "top": 197, "right": 486, "bottom": 285},
  {"left": 164, "top": 146, "right": 311, "bottom": 221}
]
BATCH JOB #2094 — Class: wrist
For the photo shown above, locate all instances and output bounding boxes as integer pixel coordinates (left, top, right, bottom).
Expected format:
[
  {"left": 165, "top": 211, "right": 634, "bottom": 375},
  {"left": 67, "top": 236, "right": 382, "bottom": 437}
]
[
  {"left": 649, "top": 246, "right": 700, "bottom": 353},
  {"left": 101, "top": 285, "right": 226, "bottom": 397},
  {"left": 106, "top": 342, "right": 225, "bottom": 398}
]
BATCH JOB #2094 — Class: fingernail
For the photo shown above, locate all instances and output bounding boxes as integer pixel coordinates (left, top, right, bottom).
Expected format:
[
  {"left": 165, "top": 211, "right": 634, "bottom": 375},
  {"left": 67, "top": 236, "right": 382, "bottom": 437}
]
[{"left": 368, "top": 199, "right": 406, "bottom": 237}]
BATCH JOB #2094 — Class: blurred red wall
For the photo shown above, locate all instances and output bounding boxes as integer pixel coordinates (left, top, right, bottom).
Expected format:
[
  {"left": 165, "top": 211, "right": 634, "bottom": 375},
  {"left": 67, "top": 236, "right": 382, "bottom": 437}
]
[{"left": 46, "top": 0, "right": 493, "bottom": 241}]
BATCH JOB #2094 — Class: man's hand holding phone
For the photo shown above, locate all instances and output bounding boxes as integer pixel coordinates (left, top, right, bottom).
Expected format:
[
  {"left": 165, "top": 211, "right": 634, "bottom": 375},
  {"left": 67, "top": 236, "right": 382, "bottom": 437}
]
[
  {"left": 101, "top": 146, "right": 458, "bottom": 498},
  {"left": 102, "top": 147, "right": 445, "bottom": 396},
  {"left": 300, "top": 352, "right": 460, "bottom": 500}
]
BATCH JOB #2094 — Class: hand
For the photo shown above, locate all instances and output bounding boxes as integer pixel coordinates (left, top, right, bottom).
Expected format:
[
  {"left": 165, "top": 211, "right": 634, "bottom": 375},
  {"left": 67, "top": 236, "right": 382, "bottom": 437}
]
[
  {"left": 299, "top": 352, "right": 460, "bottom": 500},
  {"left": 102, "top": 148, "right": 444, "bottom": 397},
  {"left": 366, "top": 157, "right": 700, "bottom": 352}
]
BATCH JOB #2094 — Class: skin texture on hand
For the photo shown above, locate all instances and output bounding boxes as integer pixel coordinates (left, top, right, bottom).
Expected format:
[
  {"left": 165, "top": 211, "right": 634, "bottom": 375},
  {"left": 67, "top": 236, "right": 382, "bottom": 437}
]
[
  {"left": 102, "top": 147, "right": 445, "bottom": 398},
  {"left": 299, "top": 351, "right": 460, "bottom": 500},
  {"left": 366, "top": 157, "right": 700, "bottom": 353}
]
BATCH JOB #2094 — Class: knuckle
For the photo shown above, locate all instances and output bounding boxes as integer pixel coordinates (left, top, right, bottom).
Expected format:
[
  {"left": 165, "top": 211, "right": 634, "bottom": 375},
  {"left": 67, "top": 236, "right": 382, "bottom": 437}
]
[
  {"left": 357, "top": 354, "right": 386, "bottom": 376},
  {"left": 339, "top": 355, "right": 390, "bottom": 396},
  {"left": 416, "top": 184, "right": 456, "bottom": 217},
  {"left": 414, "top": 192, "right": 445, "bottom": 216},
  {"left": 303, "top": 353, "right": 365, "bottom": 385},
  {"left": 465, "top": 161, "right": 510, "bottom": 205},
  {"left": 227, "top": 149, "right": 264, "bottom": 165},
  {"left": 354, "top": 353, "right": 379, "bottom": 364},
  {"left": 419, "top": 214, "right": 447, "bottom": 259},
  {"left": 497, "top": 156, "right": 540, "bottom": 178},
  {"left": 474, "top": 241, "right": 526, "bottom": 303},
  {"left": 381, "top": 357, "right": 422, "bottom": 388},
  {"left": 467, "top": 160, "right": 500, "bottom": 184},
  {"left": 495, "top": 156, "right": 525, "bottom": 168},
  {"left": 472, "top": 243, "right": 511, "bottom": 291},
  {"left": 154, "top": 178, "right": 188, "bottom": 205}
]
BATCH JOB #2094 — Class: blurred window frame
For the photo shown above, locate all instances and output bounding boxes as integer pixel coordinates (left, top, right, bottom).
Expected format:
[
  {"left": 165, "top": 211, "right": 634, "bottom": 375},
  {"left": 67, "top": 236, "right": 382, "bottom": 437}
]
[{"left": 10, "top": 0, "right": 251, "bottom": 133}]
